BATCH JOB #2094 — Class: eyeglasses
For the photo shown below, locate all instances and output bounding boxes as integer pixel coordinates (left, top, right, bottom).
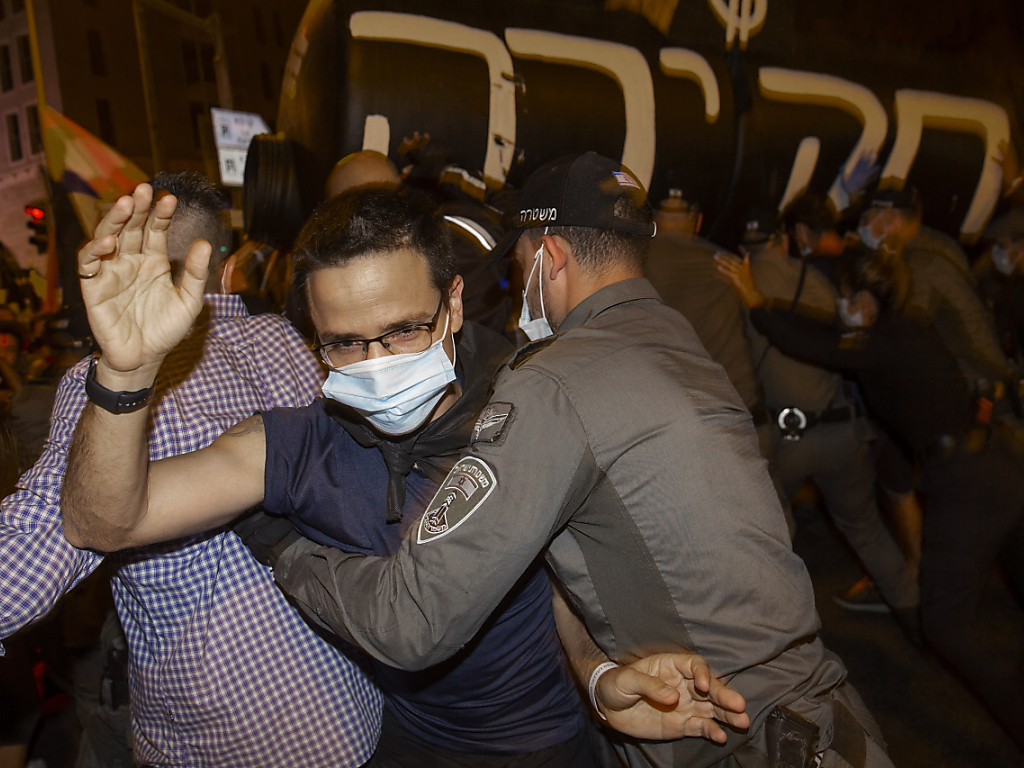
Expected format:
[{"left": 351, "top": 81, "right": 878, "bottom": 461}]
[{"left": 314, "top": 297, "right": 445, "bottom": 369}]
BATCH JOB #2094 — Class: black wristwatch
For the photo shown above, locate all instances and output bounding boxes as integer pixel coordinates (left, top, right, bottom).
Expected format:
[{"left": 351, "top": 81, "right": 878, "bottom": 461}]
[{"left": 84, "top": 358, "right": 155, "bottom": 414}]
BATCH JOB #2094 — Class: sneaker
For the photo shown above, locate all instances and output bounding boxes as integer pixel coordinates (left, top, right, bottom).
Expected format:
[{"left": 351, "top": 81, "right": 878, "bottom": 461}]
[{"left": 832, "top": 576, "right": 891, "bottom": 613}]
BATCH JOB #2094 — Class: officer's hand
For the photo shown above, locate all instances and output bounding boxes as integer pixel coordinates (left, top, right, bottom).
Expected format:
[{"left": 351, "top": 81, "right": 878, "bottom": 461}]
[
  {"left": 232, "top": 508, "right": 301, "bottom": 569},
  {"left": 715, "top": 252, "right": 765, "bottom": 310},
  {"left": 595, "top": 652, "right": 749, "bottom": 742}
]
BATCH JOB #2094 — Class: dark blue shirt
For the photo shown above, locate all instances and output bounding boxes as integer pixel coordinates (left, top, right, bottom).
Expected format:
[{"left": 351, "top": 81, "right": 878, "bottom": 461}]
[{"left": 261, "top": 400, "right": 584, "bottom": 754}]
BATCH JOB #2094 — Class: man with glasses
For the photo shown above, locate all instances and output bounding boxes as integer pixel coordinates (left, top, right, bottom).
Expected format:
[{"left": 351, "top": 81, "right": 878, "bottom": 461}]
[{"left": 61, "top": 184, "right": 746, "bottom": 766}]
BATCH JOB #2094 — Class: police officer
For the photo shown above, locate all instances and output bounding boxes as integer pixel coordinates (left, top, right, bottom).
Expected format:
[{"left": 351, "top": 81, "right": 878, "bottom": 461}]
[
  {"left": 719, "top": 244, "right": 1024, "bottom": 752},
  {"left": 738, "top": 207, "right": 918, "bottom": 618},
  {"left": 61, "top": 182, "right": 749, "bottom": 765},
  {"left": 269, "top": 154, "right": 892, "bottom": 768}
]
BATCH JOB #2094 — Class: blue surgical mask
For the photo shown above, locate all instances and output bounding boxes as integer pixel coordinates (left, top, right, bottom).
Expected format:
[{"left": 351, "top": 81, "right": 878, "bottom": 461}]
[
  {"left": 992, "top": 244, "right": 1021, "bottom": 276},
  {"left": 518, "top": 242, "right": 553, "bottom": 341},
  {"left": 321, "top": 312, "right": 457, "bottom": 435},
  {"left": 836, "top": 297, "right": 866, "bottom": 328},
  {"left": 858, "top": 224, "right": 883, "bottom": 250}
]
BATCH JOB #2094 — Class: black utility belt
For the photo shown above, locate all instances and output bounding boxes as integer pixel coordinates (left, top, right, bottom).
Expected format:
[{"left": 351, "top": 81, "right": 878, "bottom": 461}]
[{"left": 772, "top": 404, "right": 859, "bottom": 441}]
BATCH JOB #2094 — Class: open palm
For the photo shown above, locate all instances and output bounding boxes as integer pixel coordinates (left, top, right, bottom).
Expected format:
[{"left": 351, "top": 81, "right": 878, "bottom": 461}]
[
  {"left": 599, "top": 652, "right": 749, "bottom": 742},
  {"left": 78, "top": 184, "right": 211, "bottom": 374}
]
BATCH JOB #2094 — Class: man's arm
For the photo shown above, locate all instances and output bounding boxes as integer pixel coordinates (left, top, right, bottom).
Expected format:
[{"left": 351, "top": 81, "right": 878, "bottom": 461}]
[
  {"left": 273, "top": 367, "right": 600, "bottom": 671},
  {"left": 1, "top": 366, "right": 103, "bottom": 648},
  {"left": 551, "top": 585, "right": 750, "bottom": 742},
  {"left": 63, "top": 411, "right": 267, "bottom": 551},
  {"left": 60, "top": 184, "right": 263, "bottom": 551}
]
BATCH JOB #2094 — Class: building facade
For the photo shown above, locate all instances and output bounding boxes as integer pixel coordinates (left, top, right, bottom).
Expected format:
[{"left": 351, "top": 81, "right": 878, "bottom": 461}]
[{"left": 0, "top": 0, "right": 304, "bottom": 272}]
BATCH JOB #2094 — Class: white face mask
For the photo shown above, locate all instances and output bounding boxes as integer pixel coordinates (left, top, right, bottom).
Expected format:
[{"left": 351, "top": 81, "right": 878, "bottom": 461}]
[
  {"left": 836, "top": 297, "right": 866, "bottom": 328},
  {"left": 321, "top": 311, "right": 457, "bottom": 435},
  {"left": 992, "top": 244, "right": 1021, "bottom": 276},
  {"left": 518, "top": 242, "right": 554, "bottom": 341},
  {"left": 858, "top": 224, "right": 883, "bottom": 250}
]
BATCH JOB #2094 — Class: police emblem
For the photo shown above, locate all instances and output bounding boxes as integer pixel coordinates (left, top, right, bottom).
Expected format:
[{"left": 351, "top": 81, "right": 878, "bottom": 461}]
[
  {"left": 417, "top": 457, "right": 497, "bottom": 544},
  {"left": 471, "top": 403, "right": 514, "bottom": 443}
]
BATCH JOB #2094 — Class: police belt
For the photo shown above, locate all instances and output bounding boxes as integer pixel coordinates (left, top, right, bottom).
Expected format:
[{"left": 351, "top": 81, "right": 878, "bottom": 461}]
[{"left": 771, "top": 403, "right": 859, "bottom": 441}]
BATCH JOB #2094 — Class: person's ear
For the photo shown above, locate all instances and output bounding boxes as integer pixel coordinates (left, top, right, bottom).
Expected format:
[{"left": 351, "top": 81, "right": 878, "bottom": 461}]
[
  {"left": 541, "top": 234, "right": 570, "bottom": 281},
  {"left": 447, "top": 274, "right": 465, "bottom": 334},
  {"left": 219, "top": 253, "right": 238, "bottom": 295}
]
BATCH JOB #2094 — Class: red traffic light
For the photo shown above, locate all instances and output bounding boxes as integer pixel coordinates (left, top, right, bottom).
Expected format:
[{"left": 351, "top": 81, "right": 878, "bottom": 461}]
[{"left": 24, "top": 205, "right": 45, "bottom": 220}]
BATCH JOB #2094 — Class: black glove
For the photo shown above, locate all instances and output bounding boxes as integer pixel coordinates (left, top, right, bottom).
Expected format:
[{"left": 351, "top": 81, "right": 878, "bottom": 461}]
[{"left": 232, "top": 507, "right": 302, "bottom": 569}]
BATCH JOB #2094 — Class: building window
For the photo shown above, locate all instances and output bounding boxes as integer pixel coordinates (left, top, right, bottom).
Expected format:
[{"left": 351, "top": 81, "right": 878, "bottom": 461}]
[
  {"left": 271, "top": 10, "right": 286, "bottom": 48},
  {"left": 260, "top": 61, "right": 274, "bottom": 102},
  {"left": 11, "top": 0, "right": 22, "bottom": 13},
  {"left": 96, "top": 98, "right": 116, "bottom": 147},
  {"left": 86, "top": 29, "right": 107, "bottom": 77},
  {"left": 6, "top": 112, "right": 22, "bottom": 161},
  {"left": 189, "top": 101, "right": 206, "bottom": 149},
  {"left": 26, "top": 103, "right": 40, "bottom": 154},
  {"left": 199, "top": 42, "right": 215, "bottom": 83},
  {"left": 252, "top": 7, "right": 266, "bottom": 45},
  {"left": 16, "top": 34, "right": 32, "bottom": 83},
  {"left": 0, "top": 46, "right": 12, "bottom": 92},
  {"left": 181, "top": 39, "right": 199, "bottom": 85}
]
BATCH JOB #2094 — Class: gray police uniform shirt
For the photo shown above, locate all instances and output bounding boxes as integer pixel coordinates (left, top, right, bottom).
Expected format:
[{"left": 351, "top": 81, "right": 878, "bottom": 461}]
[
  {"left": 645, "top": 233, "right": 761, "bottom": 411},
  {"left": 276, "top": 278, "right": 847, "bottom": 768},
  {"left": 904, "top": 229, "right": 1012, "bottom": 384},
  {"left": 748, "top": 247, "right": 842, "bottom": 414}
]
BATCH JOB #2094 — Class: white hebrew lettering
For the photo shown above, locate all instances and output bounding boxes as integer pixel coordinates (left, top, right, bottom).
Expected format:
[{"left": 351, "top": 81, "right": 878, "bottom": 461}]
[
  {"left": 778, "top": 137, "right": 821, "bottom": 212},
  {"left": 706, "top": 0, "right": 767, "bottom": 50},
  {"left": 349, "top": 11, "right": 517, "bottom": 188},
  {"left": 361, "top": 115, "right": 391, "bottom": 155},
  {"left": 659, "top": 48, "right": 720, "bottom": 123},
  {"left": 880, "top": 89, "right": 1010, "bottom": 243},
  {"left": 505, "top": 28, "right": 656, "bottom": 191},
  {"left": 759, "top": 67, "right": 888, "bottom": 211}
]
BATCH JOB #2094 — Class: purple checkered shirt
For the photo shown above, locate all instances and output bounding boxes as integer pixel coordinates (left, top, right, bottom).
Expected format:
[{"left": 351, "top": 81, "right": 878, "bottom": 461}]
[{"left": 0, "top": 295, "right": 382, "bottom": 767}]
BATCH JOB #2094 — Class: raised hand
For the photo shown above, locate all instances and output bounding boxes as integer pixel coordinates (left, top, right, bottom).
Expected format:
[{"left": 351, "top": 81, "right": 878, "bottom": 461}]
[
  {"left": 596, "top": 652, "right": 749, "bottom": 742},
  {"left": 78, "top": 184, "right": 211, "bottom": 383},
  {"left": 715, "top": 252, "right": 765, "bottom": 310}
]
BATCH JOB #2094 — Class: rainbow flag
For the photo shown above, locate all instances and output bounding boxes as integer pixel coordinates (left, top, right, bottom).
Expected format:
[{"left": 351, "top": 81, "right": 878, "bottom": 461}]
[{"left": 40, "top": 105, "right": 148, "bottom": 236}]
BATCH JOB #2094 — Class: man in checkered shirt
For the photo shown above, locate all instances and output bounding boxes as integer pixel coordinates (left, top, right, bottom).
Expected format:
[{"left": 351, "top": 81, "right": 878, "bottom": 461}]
[{"left": 0, "top": 172, "right": 381, "bottom": 767}]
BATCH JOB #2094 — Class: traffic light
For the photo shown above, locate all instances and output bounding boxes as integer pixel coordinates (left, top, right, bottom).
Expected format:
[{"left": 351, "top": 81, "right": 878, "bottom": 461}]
[{"left": 25, "top": 202, "right": 48, "bottom": 255}]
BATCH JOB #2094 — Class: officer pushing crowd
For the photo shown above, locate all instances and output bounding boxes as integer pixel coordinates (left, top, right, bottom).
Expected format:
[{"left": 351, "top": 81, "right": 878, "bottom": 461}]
[{"left": 61, "top": 153, "right": 894, "bottom": 768}]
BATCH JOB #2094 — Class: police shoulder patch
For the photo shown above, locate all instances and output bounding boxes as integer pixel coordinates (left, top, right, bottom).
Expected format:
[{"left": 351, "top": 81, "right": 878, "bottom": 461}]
[
  {"left": 472, "top": 403, "right": 514, "bottom": 443},
  {"left": 417, "top": 457, "right": 497, "bottom": 544}
]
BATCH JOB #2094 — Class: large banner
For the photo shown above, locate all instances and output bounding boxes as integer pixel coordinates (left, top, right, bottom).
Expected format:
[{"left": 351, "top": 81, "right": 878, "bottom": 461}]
[{"left": 276, "top": 0, "right": 1023, "bottom": 245}]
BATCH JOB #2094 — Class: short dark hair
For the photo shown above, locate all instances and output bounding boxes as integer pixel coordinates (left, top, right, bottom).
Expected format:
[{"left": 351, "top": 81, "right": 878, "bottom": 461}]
[
  {"left": 292, "top": 187, "right": 456, "bottom": 309},
  {"left": 836, "top": 244, "right": 908, "bottom": 311},
  {"left": 784, "top": 193, "right": 836, "bottom": 236},
  {"left": 150, "top": 171, "right": 225, "bottom": 226},
  {"left": 544, "top": 194, "right": 653, "bottom": 272}
]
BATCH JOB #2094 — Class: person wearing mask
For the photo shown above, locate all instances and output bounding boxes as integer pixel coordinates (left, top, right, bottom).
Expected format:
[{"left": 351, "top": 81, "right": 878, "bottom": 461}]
[
  {"left": 62, "top": 153, "right": 889, "bottom": 768},
  {"left": 60, "top": 180, "right": 747, "bottom": 767},
  {"left": 0, "top": 172, "right": 382, "bottom": 767},
  {"left": 733, "top": 207, "right": 918, "bottom": 624},
  {"left": 858, "top": 185, "right": 1014, "bottom": 388},
  {"left": 785, "top": 192, "right": 923, "bottom": 607},
  {"left": 719, "top": 244, "right": 1024, "bottom": 752}
]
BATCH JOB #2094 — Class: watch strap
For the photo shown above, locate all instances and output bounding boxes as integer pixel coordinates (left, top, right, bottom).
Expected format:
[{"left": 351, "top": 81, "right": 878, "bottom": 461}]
[{"left": 85, "top": 358, "right": 155, "bottom": 414}]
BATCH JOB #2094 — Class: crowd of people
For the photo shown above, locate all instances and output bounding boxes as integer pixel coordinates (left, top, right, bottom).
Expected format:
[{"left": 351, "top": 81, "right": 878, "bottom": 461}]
[{"left": 0, "top": 141, "right": 1022, "bottom": 768}]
